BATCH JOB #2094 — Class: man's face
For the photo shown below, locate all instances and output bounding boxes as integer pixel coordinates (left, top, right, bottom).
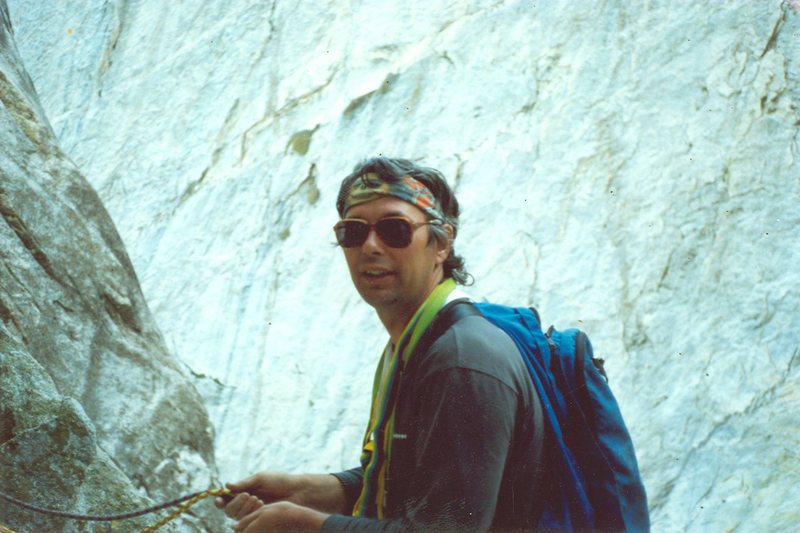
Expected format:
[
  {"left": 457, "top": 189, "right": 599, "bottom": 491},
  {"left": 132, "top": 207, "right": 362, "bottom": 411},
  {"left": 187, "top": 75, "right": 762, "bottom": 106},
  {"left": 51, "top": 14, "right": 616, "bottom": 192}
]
[{"left": 342, "top": 195, "right": 451, "bottom": 318}]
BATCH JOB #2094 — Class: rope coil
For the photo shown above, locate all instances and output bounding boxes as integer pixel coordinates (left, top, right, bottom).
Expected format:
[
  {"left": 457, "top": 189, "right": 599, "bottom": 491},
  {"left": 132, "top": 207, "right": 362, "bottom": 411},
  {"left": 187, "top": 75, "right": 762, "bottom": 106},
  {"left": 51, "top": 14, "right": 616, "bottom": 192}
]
[{"left": 0, "top": 488, "right": 231, "bottom": 533}]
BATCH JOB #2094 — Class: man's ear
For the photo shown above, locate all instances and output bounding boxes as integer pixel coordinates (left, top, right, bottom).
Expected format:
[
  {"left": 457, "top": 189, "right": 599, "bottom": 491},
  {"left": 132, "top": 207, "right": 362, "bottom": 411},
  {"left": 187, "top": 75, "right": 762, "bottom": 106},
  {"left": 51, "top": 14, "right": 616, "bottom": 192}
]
[{"left": 435, "top": 224, "right": 454, "bottom": 264}]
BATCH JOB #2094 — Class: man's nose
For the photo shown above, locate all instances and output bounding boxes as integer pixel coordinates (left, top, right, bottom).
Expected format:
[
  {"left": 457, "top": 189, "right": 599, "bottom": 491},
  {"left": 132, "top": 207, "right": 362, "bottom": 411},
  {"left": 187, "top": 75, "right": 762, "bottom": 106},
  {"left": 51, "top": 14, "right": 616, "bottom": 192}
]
[{"left": 361, "top": 226, "right": 384, "bottom": 252}]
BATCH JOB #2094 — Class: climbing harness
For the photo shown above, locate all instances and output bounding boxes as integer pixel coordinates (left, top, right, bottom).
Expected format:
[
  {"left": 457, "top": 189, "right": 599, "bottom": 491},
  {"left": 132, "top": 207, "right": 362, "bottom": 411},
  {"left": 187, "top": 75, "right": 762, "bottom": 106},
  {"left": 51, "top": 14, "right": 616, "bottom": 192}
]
[{"left": 0, "top": 487, "right": 231, "bottom": 533}]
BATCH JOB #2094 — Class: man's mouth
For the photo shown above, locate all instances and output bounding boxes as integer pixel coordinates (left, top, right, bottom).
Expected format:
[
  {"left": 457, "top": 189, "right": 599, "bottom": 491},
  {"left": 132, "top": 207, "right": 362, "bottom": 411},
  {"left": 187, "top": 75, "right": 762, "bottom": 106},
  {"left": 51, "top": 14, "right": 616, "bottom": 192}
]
[{"left": 362, "top": 268, "right": 394, "bottom": 279}]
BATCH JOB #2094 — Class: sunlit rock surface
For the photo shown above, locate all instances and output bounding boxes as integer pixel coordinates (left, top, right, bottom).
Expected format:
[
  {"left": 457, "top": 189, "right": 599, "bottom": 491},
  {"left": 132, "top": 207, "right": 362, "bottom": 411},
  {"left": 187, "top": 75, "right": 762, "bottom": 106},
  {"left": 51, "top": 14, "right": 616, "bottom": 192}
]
[
  {"left": 7, "top": 0, "right": 800, "bottom": 531},
  {"left": 0, "top": 2, "right": 223, "bottom": 530}
]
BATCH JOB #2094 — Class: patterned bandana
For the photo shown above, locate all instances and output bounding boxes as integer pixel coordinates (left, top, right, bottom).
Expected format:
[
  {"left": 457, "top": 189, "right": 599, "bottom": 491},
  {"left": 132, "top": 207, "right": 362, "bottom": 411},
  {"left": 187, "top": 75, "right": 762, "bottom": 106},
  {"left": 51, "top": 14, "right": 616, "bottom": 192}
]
[{"left": 344, "top": 173, "right": 441, "bottom": 220}]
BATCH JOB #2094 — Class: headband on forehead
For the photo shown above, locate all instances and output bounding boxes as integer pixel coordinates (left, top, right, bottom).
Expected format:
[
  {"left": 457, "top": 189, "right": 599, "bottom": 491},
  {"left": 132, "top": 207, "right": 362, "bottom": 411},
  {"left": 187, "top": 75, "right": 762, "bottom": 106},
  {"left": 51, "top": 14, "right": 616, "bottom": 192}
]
[{"left": 344, "top": 173, "right": 442, "bottom": 220}]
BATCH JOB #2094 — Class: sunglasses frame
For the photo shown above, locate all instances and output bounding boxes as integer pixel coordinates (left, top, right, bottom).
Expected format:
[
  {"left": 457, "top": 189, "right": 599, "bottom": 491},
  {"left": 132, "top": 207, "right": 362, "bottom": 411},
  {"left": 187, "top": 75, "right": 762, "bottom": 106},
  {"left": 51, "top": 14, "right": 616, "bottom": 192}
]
[{"left": 333, "top": 216, "right": 442, "bottom": 248}]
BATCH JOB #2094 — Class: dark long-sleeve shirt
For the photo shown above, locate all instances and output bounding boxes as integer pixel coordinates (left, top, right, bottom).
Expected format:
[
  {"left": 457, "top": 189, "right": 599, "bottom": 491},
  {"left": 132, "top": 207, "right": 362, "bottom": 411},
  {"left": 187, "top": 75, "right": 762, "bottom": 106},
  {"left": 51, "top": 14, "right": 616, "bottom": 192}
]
[{"left": 323, "top": 313, "right": 547, "bottom": 532}]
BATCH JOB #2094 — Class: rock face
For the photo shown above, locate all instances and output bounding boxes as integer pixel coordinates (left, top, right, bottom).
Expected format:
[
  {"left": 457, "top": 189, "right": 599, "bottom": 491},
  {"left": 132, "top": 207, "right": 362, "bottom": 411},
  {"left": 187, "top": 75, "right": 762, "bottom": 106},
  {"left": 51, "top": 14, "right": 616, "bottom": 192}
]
[
  {"left": 0, "top": 2, "right": 224, "bottom": 531},
  {"left": 0, "top": 328, "right": 169, "bottom": 533},
  {"left": 5, "top": 0, "right": 800, "bottom": 531}
]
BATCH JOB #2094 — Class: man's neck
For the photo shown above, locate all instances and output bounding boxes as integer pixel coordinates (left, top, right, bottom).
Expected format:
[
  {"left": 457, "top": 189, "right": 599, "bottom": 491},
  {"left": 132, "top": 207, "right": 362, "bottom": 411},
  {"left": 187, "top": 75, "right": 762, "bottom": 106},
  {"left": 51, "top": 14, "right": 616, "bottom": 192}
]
[
  {"left": 379, "top": 287, "right": 470, "bottom": 343},
  {"left": 377, "top": 304, "right": 419, "bottom": 345},
  {"left": 376, "top": 276, "right": 454, "bottom": 344}
]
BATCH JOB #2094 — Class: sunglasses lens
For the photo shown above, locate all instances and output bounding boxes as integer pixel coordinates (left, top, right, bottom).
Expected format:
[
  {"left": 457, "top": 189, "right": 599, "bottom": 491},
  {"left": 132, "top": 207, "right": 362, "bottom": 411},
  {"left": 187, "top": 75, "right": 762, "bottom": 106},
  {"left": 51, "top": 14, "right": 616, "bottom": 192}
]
[
  {"left": 335, "top": 220, "right": 369, "bottom": 247},
  {"left": 376, "top": 218, "right": 413, "bottom": 248},
  {"left": 334, "top": 218, "right": 416, "bottom": 248}
]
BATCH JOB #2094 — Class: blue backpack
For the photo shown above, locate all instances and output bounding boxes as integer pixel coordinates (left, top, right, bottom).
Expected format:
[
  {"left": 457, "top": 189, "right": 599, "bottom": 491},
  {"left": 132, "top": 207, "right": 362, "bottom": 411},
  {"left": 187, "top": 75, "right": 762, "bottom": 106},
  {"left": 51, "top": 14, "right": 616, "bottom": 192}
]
[{"left": 433, "top": 300, "right": 650, "bottom": 532}]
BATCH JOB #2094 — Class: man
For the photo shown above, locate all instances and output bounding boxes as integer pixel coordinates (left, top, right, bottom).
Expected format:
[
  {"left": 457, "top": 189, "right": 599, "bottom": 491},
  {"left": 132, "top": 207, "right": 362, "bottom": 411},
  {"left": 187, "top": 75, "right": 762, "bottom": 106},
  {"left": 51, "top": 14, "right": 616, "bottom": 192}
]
[{"left": 216, "top": 157, "right": 546, "bottom": 531}]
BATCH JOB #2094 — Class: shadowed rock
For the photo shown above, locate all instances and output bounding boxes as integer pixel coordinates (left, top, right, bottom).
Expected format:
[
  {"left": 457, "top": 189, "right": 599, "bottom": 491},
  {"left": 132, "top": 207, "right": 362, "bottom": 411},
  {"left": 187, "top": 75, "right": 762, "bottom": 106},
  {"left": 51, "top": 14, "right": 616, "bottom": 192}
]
[{"left": 0, "top": 1, "right": 224, "bottom": 530}]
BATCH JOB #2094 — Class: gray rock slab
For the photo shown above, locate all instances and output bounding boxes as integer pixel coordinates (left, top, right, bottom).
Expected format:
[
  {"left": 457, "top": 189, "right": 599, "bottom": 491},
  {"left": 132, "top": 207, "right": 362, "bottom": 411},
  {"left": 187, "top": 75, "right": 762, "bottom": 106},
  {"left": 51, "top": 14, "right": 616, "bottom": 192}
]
[
  {"left": 0, "top": 326, "right": 182, "bottom": 533},
  {"left": 0, "top": 1, "right": 225, "bottom": 530}
]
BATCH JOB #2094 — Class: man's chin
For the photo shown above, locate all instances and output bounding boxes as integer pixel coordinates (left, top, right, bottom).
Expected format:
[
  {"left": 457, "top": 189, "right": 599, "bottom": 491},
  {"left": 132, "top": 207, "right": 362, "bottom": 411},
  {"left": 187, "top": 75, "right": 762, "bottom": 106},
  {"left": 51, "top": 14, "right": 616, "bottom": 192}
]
[{"left": 357, "top": 286, "right": 398, "bottom": 308}]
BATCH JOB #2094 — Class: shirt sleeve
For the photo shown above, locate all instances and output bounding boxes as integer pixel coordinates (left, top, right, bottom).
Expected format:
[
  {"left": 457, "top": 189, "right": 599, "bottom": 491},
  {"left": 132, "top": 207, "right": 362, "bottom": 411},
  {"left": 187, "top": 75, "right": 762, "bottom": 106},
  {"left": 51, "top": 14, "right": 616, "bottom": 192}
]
[
  {"left": 330, "top": 466, "right": 364, "bottom": 512},
  {"left": 321, "top": 365, "right": 518, "bottom": 532}
]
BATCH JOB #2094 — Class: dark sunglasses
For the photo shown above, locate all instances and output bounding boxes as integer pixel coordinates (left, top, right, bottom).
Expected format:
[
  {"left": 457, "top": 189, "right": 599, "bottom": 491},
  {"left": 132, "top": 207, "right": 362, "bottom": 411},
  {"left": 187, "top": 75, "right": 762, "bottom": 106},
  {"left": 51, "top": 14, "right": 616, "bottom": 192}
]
[{"left": 333, "top": 216, "right": 442, "bottom": 248}]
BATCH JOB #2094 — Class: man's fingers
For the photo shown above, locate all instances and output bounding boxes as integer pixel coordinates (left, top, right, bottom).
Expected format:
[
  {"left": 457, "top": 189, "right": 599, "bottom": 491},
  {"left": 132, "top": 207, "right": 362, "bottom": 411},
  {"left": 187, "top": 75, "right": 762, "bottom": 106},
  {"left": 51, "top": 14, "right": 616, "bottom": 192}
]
[
  {"left": 228, "top": 470, "right": 274, "bottom": 493},
  {"left": 223, "top": 493, "right": 264, "bottom": 520},
  {"left": 214, "top": 491, "right": 236, "bottom": 509},
  {"left": 225, "top": 475, "right": 255, "bottom": 493},
  {"left": 223, "top": 493, "right": 246, "bottom": 519},
  {"left": 225, "top": 494, "right": 250, "bottom": 519},
  {"left": 232, "top": 508, "right": 260, "bottom": 532},
  {"left": 242, "top": 496, "right": 265, "bottom": 516}
]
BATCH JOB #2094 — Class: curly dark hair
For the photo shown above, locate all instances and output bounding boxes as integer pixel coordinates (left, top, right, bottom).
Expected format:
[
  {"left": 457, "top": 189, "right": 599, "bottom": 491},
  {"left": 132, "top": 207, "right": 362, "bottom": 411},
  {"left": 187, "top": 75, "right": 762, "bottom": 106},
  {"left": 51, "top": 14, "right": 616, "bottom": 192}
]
[{"left": 336, "top": 157, "right": 472, "bottom": 285}]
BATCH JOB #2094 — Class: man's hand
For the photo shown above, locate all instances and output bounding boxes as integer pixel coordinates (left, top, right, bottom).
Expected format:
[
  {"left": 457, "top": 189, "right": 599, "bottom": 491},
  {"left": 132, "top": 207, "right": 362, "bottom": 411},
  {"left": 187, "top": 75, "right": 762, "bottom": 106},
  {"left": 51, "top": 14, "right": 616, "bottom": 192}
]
[
  {"left": 215, "top": 472, "right": 298, "bottom": 510},
  {"left": 229, "top": 501, "right": 329, "bottom": 532},
  {"left": 217, "top": 491, "right": 266, "bottom": 522},
  {"left": 214, "top": 471, "right": 348, "bottom": 529}
]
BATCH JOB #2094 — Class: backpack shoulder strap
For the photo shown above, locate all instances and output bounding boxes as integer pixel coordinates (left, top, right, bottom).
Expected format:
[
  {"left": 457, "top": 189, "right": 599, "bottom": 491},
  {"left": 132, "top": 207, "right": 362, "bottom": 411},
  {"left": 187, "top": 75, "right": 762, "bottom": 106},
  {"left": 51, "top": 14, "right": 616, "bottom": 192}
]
[{"left": 413, "top": 298, "right": 480, "bottom": 360}]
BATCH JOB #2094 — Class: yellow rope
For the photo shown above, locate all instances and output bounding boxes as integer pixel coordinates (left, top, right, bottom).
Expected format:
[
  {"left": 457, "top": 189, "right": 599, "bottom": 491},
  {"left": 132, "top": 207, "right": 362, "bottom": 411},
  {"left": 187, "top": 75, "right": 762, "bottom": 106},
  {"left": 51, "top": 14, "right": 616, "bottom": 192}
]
[
  {"left": 0, "top": 488, "right": 231, "bottom": 533},
  {"left": 137, "top": 488, "right": 230, "bottom": 533}
]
